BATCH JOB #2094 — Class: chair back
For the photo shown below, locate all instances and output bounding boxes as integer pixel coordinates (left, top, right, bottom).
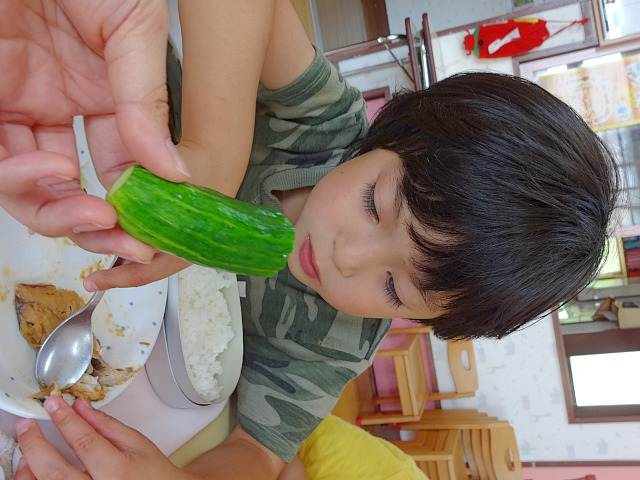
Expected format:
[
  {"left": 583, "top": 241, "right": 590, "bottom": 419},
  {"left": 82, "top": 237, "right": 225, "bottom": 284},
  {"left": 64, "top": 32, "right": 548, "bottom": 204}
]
[{"left": 447, "top": 339, "right": 479, "bottom": 394}]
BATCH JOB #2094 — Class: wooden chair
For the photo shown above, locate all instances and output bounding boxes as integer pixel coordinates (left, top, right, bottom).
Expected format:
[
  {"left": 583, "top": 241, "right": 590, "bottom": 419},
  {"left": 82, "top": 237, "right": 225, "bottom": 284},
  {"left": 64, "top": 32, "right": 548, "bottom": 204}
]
[
  {"left": 390, "top": 429, "right": 467, "bottom": 480},
  {"left": 358, "top": 331, "right": 429, "bottom": 425},
  {"left": 374, "top": 326, "right": 478, "bottom": 400},
  {"left": 438, "top": 339, "right": 478, "bottom": 400},
  {"left": 356, "top": 328, "right": 479, "bottom": 425},
  {"left": 462, "top": 424, "right": 522, "bottom": 480},
  {"left": 399, "top": 409, "right": 505, "bottom": 431},
  {"left": 398, "top": 410, "right": 522, "bottom": 480}
]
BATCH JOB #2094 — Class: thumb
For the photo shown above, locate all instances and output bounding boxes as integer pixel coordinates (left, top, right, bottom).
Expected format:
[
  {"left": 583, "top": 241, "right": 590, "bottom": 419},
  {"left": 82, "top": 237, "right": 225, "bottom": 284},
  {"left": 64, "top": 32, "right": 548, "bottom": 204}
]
[
  {"left": 71, "top": 399, "right": 150, "bottom": 452},
  {"left": 60, "top": 0, "right": 190, "bottom": 182}
]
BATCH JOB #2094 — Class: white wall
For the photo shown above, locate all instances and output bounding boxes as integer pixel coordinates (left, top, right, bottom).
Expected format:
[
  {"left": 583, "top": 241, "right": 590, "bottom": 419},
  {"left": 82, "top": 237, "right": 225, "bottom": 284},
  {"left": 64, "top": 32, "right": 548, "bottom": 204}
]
[
  {"left": 431, "top": 316, "right": 640, "bottom": 462},
  {"left": 385, "top": 1, "right": 589, "bottom": 81},
  {"left": 336, "top": 46, "right": 416, "bottom": 95},
  {"left": 386, "top": 0, "right": 510, "bottom": 33}
]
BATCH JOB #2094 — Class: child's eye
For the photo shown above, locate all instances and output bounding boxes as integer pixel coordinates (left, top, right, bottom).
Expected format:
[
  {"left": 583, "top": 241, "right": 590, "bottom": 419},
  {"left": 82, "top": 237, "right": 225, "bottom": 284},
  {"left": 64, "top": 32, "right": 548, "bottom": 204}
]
[
  {"left": 361, "top": 181, "right": 378, "bottom": 222},
  {"left": 385, "top": 274, "right": 402, "bottom": 308}
]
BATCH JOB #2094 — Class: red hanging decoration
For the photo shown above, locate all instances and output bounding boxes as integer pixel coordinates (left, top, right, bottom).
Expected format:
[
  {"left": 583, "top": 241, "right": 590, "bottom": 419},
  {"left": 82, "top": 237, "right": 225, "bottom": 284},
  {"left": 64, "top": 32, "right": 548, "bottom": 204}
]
[{"left": 463, "top": 18, "right": 588, "bottom": 58}]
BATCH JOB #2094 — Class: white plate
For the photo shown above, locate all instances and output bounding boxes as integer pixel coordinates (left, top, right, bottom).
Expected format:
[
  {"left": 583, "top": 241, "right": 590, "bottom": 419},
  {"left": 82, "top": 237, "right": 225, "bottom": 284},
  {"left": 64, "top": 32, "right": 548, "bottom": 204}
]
[
  {"left": 0, "top": 138, "right": 167, "bottom": 420},
  {"left": 0, "top": 209, "right": 167, "bottom": 420}
]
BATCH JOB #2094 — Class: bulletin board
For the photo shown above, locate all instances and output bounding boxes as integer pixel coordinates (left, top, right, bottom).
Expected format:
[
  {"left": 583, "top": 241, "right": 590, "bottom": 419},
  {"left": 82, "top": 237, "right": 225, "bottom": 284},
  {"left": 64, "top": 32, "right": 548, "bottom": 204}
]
[{"left": 537, "top": 52, "right": 640, "bottom": 131}]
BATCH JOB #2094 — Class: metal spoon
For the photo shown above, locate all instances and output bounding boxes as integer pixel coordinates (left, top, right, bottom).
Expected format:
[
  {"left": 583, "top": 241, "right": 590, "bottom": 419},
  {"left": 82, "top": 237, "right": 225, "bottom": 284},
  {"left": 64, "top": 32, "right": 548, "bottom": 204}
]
[{"left": 35, "top": 256, "right": 125, "bottom": 389}]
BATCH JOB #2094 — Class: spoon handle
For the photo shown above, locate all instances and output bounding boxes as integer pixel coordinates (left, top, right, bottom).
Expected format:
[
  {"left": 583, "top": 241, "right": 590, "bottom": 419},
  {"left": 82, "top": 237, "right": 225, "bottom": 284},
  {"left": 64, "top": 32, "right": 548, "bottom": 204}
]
[
  {"left": 105, "top": 255, "right": 126, "bottom": 272},
  {"left": 34, "top": 255, "right": 127, "bottom": 388}
]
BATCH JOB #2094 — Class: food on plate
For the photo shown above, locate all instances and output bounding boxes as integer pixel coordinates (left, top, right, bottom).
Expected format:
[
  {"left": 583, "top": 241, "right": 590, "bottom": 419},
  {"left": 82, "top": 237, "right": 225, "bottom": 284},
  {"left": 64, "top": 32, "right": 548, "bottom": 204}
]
[
  {"left": 106, "top": 165, "right": 295, "bottom": 277},
  {"left": 15, "top": 283, "right": 137, "bottom": 403},
  {"left": 178, "top": 265, "right": 235, "bottom": 402},
  {"left": 15, "top": 283, "right": 85, "bottom": 349}
]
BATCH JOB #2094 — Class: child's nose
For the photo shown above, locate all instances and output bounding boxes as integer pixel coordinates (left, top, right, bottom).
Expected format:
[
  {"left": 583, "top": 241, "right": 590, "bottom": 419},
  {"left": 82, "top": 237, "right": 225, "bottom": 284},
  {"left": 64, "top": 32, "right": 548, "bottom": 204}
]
[{"left": 333, "top": 232, "right": 380, "bottom": 277}]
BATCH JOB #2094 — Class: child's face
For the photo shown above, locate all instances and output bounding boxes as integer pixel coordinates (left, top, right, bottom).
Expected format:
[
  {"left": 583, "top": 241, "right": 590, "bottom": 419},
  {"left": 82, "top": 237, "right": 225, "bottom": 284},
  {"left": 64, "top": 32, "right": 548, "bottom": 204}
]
[{"left": 287, "top": 149, "right": 446, "bottom": 320}]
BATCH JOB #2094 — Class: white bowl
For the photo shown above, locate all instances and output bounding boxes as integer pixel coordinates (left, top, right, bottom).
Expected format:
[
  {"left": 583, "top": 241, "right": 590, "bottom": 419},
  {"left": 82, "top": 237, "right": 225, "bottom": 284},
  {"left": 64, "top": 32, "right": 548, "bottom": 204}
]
[
  {"left": 0, "top": 212, "right": 167, "bottom": 420},
  {"left": 145, "top": 270, "right": 243, "bottom": 408}
]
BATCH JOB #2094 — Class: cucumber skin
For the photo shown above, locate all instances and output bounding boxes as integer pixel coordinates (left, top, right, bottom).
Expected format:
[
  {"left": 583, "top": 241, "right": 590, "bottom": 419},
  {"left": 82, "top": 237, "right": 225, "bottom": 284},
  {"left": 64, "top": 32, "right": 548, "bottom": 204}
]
[{"left": 106, "top": 165, "right": 295, "bottom": 277}]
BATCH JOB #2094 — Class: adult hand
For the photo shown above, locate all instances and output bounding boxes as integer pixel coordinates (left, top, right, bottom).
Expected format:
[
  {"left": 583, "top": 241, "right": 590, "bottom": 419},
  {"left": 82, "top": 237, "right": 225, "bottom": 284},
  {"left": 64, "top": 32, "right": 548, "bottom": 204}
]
[
  {"left": 84, "top": 252, "right": 191, "bottom": 292},
  {"left": 14, "top": 397, "right": 188, "bottom": 480},
  {"left": 0, "top": 0, "right": 190, "bottom": 264}
]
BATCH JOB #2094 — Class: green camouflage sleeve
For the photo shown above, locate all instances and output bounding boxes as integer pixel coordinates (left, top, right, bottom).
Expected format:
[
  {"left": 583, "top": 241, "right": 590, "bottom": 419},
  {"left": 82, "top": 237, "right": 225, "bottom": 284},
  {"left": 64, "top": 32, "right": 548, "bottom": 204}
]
[
  {"left": 237, "top": 269, "right": 391, "bottom": 463},
  {"left": 236, "top": 46, "right": 368, "bottom": 208}
]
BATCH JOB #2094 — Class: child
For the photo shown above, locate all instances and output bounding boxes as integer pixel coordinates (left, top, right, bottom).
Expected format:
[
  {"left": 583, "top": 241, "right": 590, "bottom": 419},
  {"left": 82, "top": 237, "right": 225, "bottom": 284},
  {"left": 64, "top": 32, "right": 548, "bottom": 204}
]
[{"left": 6, "top": 0, "right": 618, "bottom": 479}]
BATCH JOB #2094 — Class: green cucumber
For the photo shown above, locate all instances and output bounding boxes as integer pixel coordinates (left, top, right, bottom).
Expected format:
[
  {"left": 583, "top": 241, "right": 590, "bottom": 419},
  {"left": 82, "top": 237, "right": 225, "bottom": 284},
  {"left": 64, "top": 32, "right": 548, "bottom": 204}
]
[{"left": 106, "top": 165, "right": 294, "bottom": 277}]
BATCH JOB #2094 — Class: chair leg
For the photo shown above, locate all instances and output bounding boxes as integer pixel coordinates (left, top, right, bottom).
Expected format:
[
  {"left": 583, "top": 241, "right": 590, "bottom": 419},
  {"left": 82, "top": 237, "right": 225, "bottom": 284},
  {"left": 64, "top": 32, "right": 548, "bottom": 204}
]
[
  {"left": 372, "top": 395, "right": 401, "bottom": 405},
  {"left": 357, "top": 411, "right": 422, "bottom": 426}
]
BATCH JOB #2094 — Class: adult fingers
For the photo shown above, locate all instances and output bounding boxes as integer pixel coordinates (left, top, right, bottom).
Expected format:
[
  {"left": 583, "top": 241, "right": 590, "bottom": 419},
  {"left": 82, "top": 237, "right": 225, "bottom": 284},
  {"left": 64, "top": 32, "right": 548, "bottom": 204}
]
[
  {"left": 84, "top": 114, "right": 185, "bottom": 192},
  {"left": 71, "top": 398, "right": 157, "bottom": 454},
  {"left": 12, "top": 458, "right": 36, "bottom": 480},
  {"left": 69, "top": 226, "right": 157, "bottom": 269},
  {"left": 41, "top": 397, "right": 126, "bottom": 476},
  {"left": 33, "top": 124, "right": 80, "bottom": 164},
  {"left": 107, "top": 3, "right": 190, "bottom": 182},
  {"left": 83, "top": 253, "right": 190, "bottom": 291},
  {"left": 0, "top": 151, "right": 79, "bottom": 196},
  {"left": 0, "top": 189, "right": 117, "bottom": 239},
  {"left": 0, "top": 149, "right": 112, "bottom": 238},
  {"left": 15, "top": 418, "right": 89, "bottom": 480},
  {"left": 71, "top": 400, "right": 185, "bottom": 480},
  {"left": 83, "top": 114, "right": 136, "bottom": 190}
]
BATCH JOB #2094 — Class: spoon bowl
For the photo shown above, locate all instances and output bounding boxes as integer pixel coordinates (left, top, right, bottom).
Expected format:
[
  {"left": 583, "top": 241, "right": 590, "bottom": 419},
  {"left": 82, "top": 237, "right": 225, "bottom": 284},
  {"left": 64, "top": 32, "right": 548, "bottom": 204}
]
[{"left": 35, "top": 256, "right": 125, "bottom": 389}]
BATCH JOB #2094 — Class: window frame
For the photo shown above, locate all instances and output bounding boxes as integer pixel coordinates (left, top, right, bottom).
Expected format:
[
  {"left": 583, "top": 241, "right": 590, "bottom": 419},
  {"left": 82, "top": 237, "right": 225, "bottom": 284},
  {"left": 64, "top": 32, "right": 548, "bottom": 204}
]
[{"left": 553, "top": 313, "right": 640, "bottom": 423}]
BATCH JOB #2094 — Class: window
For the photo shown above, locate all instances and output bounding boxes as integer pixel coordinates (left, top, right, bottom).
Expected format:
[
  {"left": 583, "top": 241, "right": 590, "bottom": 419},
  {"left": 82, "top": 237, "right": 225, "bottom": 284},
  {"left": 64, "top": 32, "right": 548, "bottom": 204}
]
[{"left": 553, "top": 315, "right": 640, "bottom": 422}]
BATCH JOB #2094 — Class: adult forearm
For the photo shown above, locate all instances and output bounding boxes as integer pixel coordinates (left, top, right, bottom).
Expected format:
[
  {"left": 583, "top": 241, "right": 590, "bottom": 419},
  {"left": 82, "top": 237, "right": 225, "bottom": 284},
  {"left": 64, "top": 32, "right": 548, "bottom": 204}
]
[
  {"left": 176, "top": 0, "right": 315, "bottom": 197},
  {"left": 177, "top": 0, "right": 274, "bottom": 197}
]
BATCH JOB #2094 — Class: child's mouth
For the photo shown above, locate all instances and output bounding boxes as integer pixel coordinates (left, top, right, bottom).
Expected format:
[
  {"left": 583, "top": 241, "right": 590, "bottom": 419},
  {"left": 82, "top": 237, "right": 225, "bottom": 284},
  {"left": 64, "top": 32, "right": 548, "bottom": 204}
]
[{"left": 299, "top": 237, "right": 320, "bottom": 280}]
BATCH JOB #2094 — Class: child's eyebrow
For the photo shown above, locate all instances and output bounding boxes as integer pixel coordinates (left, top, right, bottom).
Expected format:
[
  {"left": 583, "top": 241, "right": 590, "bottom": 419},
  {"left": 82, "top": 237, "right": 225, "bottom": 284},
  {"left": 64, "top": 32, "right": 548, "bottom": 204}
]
[
  {"left": 407, "top": 244, "right": 435, "bottom": 309},
  {"left": 393, "top": 186, "right": 435, "bottom": 310},
  {"left": 390, "top": 170, "right": 439, "bottom": 309}
]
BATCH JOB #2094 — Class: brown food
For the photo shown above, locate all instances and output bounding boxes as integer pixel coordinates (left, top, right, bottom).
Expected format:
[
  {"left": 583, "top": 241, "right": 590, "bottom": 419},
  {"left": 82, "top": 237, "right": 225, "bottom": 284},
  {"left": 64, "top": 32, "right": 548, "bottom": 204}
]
[
  {"left": 16, "top": 283, "right": 136, "bottom": 403},
  {"left": 15, "top": 283, "right": 85, "bottom": 348},
  {"left": 31, "top": 382, "right": 62, "bottom": 399}
]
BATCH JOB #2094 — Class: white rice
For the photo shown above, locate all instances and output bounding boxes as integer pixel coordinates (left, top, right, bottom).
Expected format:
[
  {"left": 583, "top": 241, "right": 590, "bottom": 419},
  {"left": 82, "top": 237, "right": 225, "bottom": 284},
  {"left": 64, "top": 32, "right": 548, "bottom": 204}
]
[{"left": 178, "top": 265, "right": 235, "bottom": 402}]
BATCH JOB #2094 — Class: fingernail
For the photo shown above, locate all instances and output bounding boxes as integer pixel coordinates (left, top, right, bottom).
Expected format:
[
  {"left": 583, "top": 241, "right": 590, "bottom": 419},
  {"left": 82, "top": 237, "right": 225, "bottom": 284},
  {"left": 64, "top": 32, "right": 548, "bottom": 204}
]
[
  {"left": 17, "top": 456, "right": 28, "bottom": 471},
  {"left": 84, "top": 279, "right": 98, "bottom": 292},
  {"left": 36, "top": 175, "right": 75, "bottom": 187},
  {"left": 44, "top": 396, "right": 60, "bottom": 414},
  {"left": 15, "top": 420, "right": 30, "bottom": 436},
  {"left": 78, "top": 397, "right": 94, "bottom": 410},
  {"left": 42, "top": 179, "right": 82, "bottom": 192},
  {"left": 72, "top": 222, "right": 114, "bottom": 234},
  {"left": 114, "top": 253, "right": 151, "bottom": 264},
  {"left": 166, "top": 138, "right": 191, "bottom": 177}
]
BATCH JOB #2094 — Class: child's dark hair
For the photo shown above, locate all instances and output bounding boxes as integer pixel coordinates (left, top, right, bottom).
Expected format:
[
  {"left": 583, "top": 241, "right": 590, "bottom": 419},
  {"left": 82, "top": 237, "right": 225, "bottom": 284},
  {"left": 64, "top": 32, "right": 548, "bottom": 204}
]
[{"left": 349, "top": 72, "right": 619, "bottom": 340}]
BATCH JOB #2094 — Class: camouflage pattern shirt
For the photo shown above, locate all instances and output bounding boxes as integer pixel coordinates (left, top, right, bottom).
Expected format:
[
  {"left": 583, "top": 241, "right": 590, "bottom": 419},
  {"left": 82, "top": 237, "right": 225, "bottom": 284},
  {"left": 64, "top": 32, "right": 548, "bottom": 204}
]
[{"left": 235, "top": 48, "right": 392, "bottom": 462}]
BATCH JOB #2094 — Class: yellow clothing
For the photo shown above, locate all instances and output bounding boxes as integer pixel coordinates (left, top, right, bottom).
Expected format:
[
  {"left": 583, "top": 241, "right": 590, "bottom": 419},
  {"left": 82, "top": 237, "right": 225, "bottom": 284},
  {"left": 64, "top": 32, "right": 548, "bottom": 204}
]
[{"left": 298, "top": 415, "right": 428, "bottom": 480}]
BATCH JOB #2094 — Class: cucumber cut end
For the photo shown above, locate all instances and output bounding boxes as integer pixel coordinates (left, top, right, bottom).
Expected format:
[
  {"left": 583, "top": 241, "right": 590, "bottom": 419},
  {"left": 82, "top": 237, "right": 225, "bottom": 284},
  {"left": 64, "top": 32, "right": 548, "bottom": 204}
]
[{"left": 106, "top": 165, "right": 136, "bottom": 199}]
